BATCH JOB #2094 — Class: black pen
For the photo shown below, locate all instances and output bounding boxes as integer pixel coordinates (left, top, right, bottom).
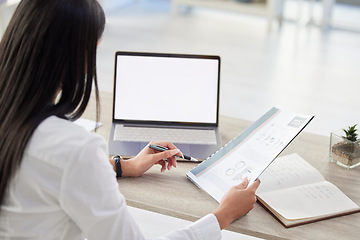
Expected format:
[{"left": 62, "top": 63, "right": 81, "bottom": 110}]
[{"left": 148, "top": 144, "right": 199, "bottom": 162}]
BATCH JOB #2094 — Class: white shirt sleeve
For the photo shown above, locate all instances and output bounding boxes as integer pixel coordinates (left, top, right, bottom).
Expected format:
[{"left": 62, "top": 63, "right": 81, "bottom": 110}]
[
  {"left": 152, "top": 214, "right": 222, "bottom": 240},
  {"left": 59, "top": 134, "right": 222, "bottom": 240}
]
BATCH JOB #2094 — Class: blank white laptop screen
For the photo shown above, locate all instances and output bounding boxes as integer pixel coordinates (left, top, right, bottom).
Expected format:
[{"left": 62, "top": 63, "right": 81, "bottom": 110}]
[{"left": 114, "top": 55, "right": 219, "bottom": 124}]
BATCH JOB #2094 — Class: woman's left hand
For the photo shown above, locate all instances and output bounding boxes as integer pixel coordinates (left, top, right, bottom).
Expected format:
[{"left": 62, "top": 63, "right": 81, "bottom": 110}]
[{"left": 120, "top": 141, "right": 181, "bottom": 177}]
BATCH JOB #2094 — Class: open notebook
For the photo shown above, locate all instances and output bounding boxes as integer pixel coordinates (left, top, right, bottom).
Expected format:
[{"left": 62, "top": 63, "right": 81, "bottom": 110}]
[{"left": 257, "top": 153, "right": 360, "bottom": 227}]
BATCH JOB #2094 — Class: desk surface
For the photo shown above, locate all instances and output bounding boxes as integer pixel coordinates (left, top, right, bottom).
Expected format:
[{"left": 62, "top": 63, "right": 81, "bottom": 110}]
[{"left": 83, "top": 91, "right": 360, "bottom": 240}]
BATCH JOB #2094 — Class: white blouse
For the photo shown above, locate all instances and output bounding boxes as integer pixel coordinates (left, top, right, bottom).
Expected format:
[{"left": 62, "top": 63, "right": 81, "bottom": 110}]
[{"left": 0, "top": 116, "right": 222, "bottom": 240}]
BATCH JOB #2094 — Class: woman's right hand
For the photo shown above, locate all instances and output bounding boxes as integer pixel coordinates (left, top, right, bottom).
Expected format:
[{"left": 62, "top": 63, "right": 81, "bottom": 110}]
[
  {"left": 119, "top": 142, "right": 181, "bottom": 177},
  {"left": 213, "top": 178, "right": 260, "bottom": 229}
]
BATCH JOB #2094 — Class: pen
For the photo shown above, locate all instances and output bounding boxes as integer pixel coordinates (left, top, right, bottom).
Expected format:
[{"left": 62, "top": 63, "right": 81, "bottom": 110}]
[{"left": 148, "top": 144, "right": 199, "bottom": 162}]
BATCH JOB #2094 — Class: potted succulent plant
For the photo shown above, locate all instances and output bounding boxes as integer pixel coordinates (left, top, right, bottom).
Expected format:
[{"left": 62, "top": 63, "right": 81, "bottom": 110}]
[{"left": 330, "top": 124, "right": 360, "bottom": 169}]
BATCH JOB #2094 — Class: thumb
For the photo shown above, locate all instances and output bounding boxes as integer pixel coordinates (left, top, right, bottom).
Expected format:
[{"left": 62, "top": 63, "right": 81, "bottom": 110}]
[
  {"left": 153, "top": 149, "right": 180, "bottom": 160},
  {"left": 247, "top": 179, "right": 261, "bottom": 191},
  {"left": 235, "top": 177, "right": 249, "bottom": 189}
]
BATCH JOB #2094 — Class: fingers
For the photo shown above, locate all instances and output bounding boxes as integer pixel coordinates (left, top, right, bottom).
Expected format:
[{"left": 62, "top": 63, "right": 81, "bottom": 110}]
[
  {"left": 148, "top": 142, "right": 180, "bottom": 169},
  {"left": 149, "top": 141, "right": 178, "bottom": 151},
  {"left": 234, "top": 177, "right": 261, "bottom": 190},
  {"left": 235, "top": 177, "right": 249, "bottom": 190},
  {"left": 167, "top": 154, "right": 177, "bottom": 169},
  {"left": 157, "top": 160, "right": 166, "bottom": 173},
  {"left": 153, "top": 149, "right": 180, "bottom": 161},
  {"left": 215, "top": 177, "right": 259, "bottom": 229},
  {"left": 147, "top": 142, "right": 183, "bottom": 172},
  {"left": 151, "top": 147, "right": 179, "bottom": 172},
  {"left": 248, "top": 179, "right": 261, "bottom": 191}
]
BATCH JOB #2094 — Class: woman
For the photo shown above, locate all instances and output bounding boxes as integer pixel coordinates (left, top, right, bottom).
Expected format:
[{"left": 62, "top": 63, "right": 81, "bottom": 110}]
[{"left": 0, "top": 0, "right": 260, "bottom": 239}]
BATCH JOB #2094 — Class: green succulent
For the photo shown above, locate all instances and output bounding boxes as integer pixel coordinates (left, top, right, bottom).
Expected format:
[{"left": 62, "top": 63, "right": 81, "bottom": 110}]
[{"left": 343, "top": 124, "right": 358, "bottom": 142}]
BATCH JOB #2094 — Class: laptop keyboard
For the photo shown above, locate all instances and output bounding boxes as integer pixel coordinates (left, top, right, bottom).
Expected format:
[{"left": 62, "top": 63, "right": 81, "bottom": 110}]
[{"left": 114, "top": 125, "right": 217, "bottom": 145}]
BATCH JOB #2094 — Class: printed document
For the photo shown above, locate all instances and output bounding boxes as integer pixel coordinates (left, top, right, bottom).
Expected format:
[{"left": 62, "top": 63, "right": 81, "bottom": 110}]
[{"left": 186, "top": 107, "right": 314, "bottom": 202}]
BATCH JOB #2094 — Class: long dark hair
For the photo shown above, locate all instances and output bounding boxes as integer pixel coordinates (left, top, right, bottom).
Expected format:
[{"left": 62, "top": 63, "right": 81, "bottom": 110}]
[{"left": 0, "top": 0, "right": 105, "bottom": 207}]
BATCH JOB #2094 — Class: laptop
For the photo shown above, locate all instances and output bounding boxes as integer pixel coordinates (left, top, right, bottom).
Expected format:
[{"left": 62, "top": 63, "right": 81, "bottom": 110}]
[{"left": 108, "top": 51, "right": 222, "bottom": 159}]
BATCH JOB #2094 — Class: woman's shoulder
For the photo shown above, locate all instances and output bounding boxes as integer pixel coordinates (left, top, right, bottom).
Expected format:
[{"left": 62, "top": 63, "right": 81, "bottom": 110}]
[
  {"left": 26, "top": 116, "right": 106, "bottom": 166},
  {"left": 36, "top": 115, "right": 99, "bottom": 141}
]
